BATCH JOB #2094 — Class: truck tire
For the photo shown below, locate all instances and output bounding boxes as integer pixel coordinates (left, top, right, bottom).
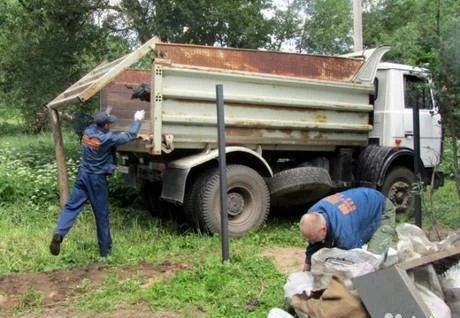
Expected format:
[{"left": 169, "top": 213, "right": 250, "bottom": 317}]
[
  {"left": 194, "top": 165, "right": 270, "bottom": 238},
  {"left": 141, "top": 181, "right": 183, "bottom": 220},
  {"left": 268, "top": 167, "right": 332, "bottom": 207},
  {"left": 183, "top": 170, "right": 213, "bottom": 230},
  {"left": 381, "top": 166, "right": 416, "bottom": 214},
  {"left": 141, "top": 181, "right": 165, "bottom": 217}
]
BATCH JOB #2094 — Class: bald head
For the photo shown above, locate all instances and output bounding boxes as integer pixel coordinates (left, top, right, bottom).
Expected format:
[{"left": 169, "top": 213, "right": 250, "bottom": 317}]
[{"left": 300, "top": 212, "right": 327, "bottom": 242}]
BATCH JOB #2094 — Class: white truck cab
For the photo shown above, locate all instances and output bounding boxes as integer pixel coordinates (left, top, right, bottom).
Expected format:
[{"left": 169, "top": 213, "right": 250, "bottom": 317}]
[{"left": 372, "top": 63, "right": 443, "bottom": 168}]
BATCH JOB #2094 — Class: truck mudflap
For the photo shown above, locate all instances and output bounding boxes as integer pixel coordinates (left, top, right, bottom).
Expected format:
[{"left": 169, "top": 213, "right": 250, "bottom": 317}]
[{"left": 160, "top": 146, "right": 273, "bottom": 205}]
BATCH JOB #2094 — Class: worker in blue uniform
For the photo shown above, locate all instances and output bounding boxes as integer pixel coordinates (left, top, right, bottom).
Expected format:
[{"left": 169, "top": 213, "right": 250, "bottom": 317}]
[
  {"left": 49, "top": 109, "right": 145, "bottom": 257},
  {"left": 300, "top": 187, "right": 396, "bottom": 271}
]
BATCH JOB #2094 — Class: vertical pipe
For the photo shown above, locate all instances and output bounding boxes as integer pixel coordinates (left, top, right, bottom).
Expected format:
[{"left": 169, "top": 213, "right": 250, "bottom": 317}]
[
  {"left": 216, "top": 84, "right": 230, "bottom": 262},
  {"left": 353, "top": 0, "right": 363, "bottom": 52},
  {"left": 413, "top": 93, "right": 422, "bottom": 227},
  {"left": 49, "top": 107, "right": 69, "bottom": 207}
]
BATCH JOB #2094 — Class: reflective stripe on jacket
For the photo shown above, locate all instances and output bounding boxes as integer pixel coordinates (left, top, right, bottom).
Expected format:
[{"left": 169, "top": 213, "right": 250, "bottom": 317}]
[{"left": 80, "top": 120, "right": 141, "bottom": 175}]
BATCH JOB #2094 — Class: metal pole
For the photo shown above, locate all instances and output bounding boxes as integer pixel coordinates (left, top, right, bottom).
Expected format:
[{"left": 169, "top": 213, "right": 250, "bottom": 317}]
[
  {"left": 413, "top": 91, "right": 422, "bottom": 227},
  {"left": 216, "top": 84, "right": 230, "bottom": 261},
  {"left": 352, "top": 0, "right": 363, "bottom": 52}
]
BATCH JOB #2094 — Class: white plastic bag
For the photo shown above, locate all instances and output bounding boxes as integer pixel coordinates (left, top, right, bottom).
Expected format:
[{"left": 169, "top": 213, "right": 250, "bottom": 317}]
[
  {"left": 311, "top": 247, "right": 383, "bottom": 282},
  {"left": 441, "top": 262, "right": 460, "bottom": 317},
  {"left": 416, "top": 283, "right": 452, "bottom": 318},
  {"left": 284, "top": 271, "right": 314, "bottom": 299},
  {"left": 267, "top": 308, "right": 295, "bottom": 318},
  {"left": 396, "top": 223, "right": 439, "bottom": 258}
]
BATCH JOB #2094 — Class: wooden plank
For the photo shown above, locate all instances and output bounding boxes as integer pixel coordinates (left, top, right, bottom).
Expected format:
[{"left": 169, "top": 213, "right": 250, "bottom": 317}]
[
  {"left": 48, "top": 60, "right": 110, "bottom": 106},
  {"left": 48, "top": 108, "right": 69, "bottom": 207},
  {"left": 61, "top": 80, "right": 97, "bottom": 98},
  {"left": 47, "top": 36, "right": 159, "bottom": 109},
  {"left": 47, "top": 93, "right": 82, "bottom": 108},
  {"left": 91, "top": 55, "right": 125, "bottom": 73},
  {"left": 78, "top": 36, "right": 160, "bottom": 102},
  {"left": 398, "top": 244, "right": 460, "bottom": 270}
]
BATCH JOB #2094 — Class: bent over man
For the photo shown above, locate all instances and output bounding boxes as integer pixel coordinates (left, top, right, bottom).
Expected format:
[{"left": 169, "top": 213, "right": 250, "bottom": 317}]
[
  {"left": 300, "top": 187, "right": 396, "bottom": 271},
  {"left": 49, "top": 109, "right": 145, "bottom": 257}
]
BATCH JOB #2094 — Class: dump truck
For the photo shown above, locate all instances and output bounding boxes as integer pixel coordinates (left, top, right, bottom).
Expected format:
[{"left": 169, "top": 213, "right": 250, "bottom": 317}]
[{"left": 47, "top": 37, "right": 443, "bottom": 237}]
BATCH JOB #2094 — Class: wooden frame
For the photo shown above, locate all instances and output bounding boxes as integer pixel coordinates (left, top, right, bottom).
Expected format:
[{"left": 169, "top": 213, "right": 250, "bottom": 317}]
[{"left": 46, "top": 37, "right": 159, "bottom": 206}]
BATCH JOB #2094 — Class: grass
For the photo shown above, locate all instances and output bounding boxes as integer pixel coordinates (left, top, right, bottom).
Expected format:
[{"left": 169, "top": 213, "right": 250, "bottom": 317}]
[{"left": 0, "top": 114, "right": 458, "bottom": 316}]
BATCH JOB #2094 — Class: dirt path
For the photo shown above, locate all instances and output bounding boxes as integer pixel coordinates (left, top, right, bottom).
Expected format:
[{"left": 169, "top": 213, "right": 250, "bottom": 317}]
[
  {"left": 0, "top": 261, "right": 192, "bottom": 317},
  {"left": 0, "top": 248, "right": 303, "bottom": 317},
  {"left": 260, "top": 246, "right": 305, "bottom": 274}
]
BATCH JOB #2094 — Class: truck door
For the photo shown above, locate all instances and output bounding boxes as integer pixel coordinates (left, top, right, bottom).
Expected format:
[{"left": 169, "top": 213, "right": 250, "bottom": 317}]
[{"left": 402, "top": 74, "right": 442, "bottom": 168}]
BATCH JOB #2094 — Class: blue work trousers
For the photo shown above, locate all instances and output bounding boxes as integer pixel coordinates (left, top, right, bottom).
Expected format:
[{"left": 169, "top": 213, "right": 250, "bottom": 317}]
[{"left": 54, "top": 170, "right": 112, "bottom": 256}]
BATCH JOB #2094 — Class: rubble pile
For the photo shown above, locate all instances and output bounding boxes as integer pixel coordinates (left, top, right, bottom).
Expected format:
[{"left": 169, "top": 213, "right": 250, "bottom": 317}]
[{"left": 268, "top": 223, "right": 460, "bottom": 318}]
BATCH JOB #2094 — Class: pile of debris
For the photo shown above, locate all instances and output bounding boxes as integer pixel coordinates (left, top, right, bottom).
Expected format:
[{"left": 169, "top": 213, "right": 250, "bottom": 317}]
[{"left": 269, "top": 223, "right": 460, "bottom": 318}]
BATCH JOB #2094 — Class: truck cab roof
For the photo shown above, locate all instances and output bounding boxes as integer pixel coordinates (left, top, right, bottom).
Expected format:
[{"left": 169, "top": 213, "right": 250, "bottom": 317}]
[{"left": 378, "top": 62, "right": 428, "bottom": 74}]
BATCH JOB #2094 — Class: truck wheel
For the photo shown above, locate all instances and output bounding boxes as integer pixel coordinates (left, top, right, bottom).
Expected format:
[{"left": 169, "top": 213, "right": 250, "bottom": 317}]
[
  {"left": 183, "top": 170, "right": 213, "bottom": 230},
  {"left": 268, "top": 167, "right": 332, "bottom": 207},
  {"left": 381, "top": 166, "right": 416, "bottom": 214},
  {"left": 141, "top": 181, "right": 168, "bottom": 218},
  {"left": 195, "top": 165, "right": 270, "bottom": 238}
]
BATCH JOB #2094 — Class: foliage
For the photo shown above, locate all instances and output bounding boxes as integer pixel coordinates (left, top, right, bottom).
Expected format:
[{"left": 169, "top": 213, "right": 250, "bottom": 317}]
[
  {"left": 18, "top": 288, "right": 44, "bottom": 310},
  {"left": 266, "top": 0, "right": 304, "bottom": 51},
  {"left": 297, "top": 0, "right": 353, "bottom": 54},
  {"left": 109, "top": 0, "right": 274, "bottom": 48},
  {"left": 0, "top": 133, "right": 79, "bottom": 205},
  {"left": 362, "top": 0, "right": 460, "bottom": 197},
  {"left": 75, "top": 255, "right": 284, "bottom": 317},
  {"left": 439, "top": 137, "right": 459, "bottom": 179},
  {"left": 0, "top": 0, "right": 127, "bottom": 132}
]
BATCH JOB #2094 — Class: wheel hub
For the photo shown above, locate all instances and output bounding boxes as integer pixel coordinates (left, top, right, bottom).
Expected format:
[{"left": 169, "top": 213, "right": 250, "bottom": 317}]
[
  {"left": 227, "top": 192, "right": 245, "bottom": 216},
  {"left": 389, "top": 181, "right": 410, "bottom": 208}
]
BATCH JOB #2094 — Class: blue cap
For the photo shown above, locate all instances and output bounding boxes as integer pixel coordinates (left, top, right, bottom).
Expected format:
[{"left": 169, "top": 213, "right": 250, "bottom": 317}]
[{"left": 94, "top": 112, "right": 117, "bottom": 125}]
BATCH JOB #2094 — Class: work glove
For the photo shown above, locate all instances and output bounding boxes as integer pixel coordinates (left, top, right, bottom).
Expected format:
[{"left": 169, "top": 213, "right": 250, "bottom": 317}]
[{"left": 134, "top": 110, "right": 145, "bottom": 121}]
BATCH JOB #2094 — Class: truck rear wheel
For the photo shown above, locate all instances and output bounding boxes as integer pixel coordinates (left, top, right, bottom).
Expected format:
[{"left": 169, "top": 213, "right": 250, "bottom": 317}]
[
  {"left": 381, "top": 166, "right": 416, "bottom": 214},
  {"left": 141, "top": 181, "right": 183, "bottom": 220},
  {"left": 192, "top": 165, "right": 270, "bottom": 238},
  {"left": 268, "top": 167, "right": 332, "bottom": 207},
  {"left": 141, "top": 181, "right": 165, "bottom": 217}
]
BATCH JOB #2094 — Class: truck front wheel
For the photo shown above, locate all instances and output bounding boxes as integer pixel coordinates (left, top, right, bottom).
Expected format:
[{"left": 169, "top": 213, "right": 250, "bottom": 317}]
[
  {"left": 381, "top": 166, "right": 416, "bottom": 214},
  {"left": 193, "top": 165, "right": 270, "bottom": 238}
]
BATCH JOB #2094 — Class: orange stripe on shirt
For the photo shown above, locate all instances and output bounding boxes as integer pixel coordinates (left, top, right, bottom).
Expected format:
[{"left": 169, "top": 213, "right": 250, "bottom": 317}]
[{"left": 82, "top": 134, "right": 101, "bottom": 150}]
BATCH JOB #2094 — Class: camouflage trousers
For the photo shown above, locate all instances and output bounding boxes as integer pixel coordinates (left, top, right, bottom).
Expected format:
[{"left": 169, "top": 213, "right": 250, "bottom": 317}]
[{"left": 367, "top": 198, "right": 396, "bottom": 255}]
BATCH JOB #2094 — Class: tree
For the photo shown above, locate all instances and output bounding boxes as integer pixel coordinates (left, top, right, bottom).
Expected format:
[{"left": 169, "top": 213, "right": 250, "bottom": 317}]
[
  {"left": 111, "top": 0, "right": 274, "bottom": 48},
  {"left": 297, "top": 0, "right": 353, "bottom": 54},
  {"left": 362, "top": 0, "right": 460, "bottom": 198},
  {"left": 267, "top": 0, "right": 304, "bottom": 51},
  {"left": 0, "top": 0, "right": 123, "bottom": 131}
]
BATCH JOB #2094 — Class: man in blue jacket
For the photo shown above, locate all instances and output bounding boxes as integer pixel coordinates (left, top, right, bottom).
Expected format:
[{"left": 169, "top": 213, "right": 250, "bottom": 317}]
[
  {"left": 49, "top": 109, "right": 145, "bottom": 257},
  {"left": 300, "top": 187, "right": 396, "bottom": 271}
]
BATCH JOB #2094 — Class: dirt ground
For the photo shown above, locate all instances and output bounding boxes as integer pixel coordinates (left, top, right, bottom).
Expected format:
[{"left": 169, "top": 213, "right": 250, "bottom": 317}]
[
  {"left": 0, "top": 261, "right": 192, "bottom": 318},
  {"left": 260, "top": 247, "right": 306, "bottom": 273},
  {"left": 0, "top": 248, "right": 304, "bottom": 317},
  {"left": 0, "top": 227, "right": 456, "bottom": 317}
]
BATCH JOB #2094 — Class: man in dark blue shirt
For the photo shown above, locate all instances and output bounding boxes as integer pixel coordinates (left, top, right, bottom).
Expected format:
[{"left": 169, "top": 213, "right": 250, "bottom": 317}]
[
  {"left": 49, "top": 109, "right": 145, "bottom": 257},
  {"left": 300, "top": 187, "right": 396, "bottom": 271}
]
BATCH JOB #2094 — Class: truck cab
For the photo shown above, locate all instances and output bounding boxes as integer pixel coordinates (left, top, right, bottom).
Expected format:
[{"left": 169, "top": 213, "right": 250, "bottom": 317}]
[
  {"left": 371, "top": 63, "right": 442, "bottom": 167},
  {"left": 359, "top": 63, "right": 444, "bottom": 213}
]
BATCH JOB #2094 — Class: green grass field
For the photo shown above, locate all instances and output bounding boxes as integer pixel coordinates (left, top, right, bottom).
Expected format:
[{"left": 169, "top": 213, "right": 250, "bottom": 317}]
[{"left": 0, "top": 113, "right": 458, "bottom": 317}]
